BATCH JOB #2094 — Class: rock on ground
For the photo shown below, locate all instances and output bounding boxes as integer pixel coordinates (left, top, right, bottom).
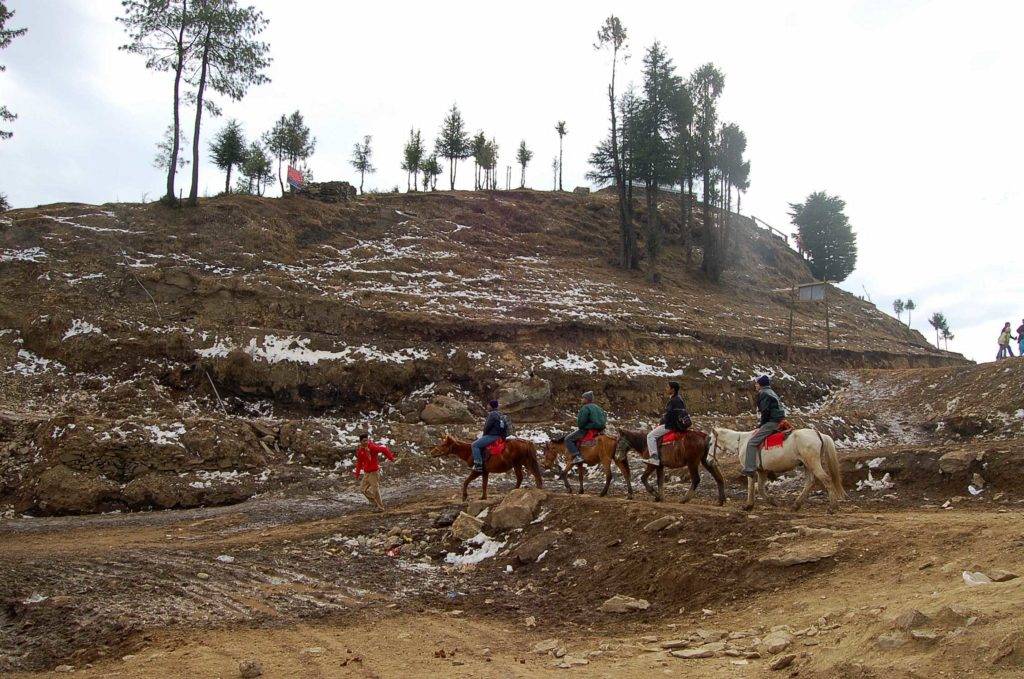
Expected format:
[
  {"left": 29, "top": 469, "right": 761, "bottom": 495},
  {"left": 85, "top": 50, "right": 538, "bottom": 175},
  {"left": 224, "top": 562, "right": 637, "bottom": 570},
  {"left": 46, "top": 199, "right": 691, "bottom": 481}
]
[
  {"left": 487, "top": 488, "right": 548, "bottom": 530},
  {"left": 599, "top": 595, "right": 650, "bottom": 613},
  {"left": 450, "top": 512, "right": 485, "bottom": 541}
]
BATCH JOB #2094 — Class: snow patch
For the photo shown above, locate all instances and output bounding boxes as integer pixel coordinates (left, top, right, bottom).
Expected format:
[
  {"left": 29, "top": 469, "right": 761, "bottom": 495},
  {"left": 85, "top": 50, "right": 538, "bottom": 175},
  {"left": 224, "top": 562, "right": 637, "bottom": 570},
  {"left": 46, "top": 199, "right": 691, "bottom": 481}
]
[
  {"left": 62, "top": 319, "right": 102, "bottom": 341},
  {"left": 0, "top": 247, "right": 47, "bottom": 263},
  {"left": 445, "top": 533, "right": 506, "bottom": 566}
]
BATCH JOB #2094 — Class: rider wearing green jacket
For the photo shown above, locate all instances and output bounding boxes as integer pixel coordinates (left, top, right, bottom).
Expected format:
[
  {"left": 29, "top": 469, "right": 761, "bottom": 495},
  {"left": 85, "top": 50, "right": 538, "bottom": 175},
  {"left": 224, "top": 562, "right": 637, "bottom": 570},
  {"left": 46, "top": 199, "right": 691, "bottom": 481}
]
[{"left": 565, "top": 391, "right": 607, "bottom": 465}]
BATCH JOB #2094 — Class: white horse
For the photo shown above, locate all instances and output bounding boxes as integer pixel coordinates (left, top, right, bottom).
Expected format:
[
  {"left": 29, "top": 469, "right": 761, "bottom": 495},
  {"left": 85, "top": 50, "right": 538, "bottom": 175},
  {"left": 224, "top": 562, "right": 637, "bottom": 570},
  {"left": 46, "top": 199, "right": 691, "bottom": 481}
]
[{"left": 711, "top": 427, "right": 847, "bottom": 513}]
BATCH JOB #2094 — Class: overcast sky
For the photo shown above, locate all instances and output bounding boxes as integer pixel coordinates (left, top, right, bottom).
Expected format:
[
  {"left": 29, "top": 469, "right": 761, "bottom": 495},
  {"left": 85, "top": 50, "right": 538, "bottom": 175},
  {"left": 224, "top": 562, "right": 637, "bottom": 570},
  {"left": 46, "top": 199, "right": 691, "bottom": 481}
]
[{"left": 3, "top": 0, "right": 1022, "bottom": 362}]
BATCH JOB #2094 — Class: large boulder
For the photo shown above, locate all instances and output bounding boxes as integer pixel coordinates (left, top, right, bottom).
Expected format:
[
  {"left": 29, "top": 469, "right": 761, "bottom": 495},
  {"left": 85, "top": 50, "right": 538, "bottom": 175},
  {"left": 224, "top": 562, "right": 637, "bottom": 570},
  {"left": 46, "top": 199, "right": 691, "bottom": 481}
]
[
  {"left": 450, "top": 512, "right": 485, "bottom": 541},
  {"left": 498, "top": 377, "right": 552, "bottom": 420},
  {"left": 938, "top": 449, "right": 984, "bottom": 476},
  {"left": 22, "top": 465, "right": 121, "bottom": 514},
  {"left": 420, "top": 395, "right": 473, "bottom": 425},
  {"left": 758, "top": 539, "right": 839, "bottom": 567},
  {"left": 488, "top": 488, "right": 548, "bottom": 530},
  {"left": 513, "top": 531, "right": 560, "bottom": 564},
  {"left": 599, "top": 595, "right": 650, "bottom": 613}
]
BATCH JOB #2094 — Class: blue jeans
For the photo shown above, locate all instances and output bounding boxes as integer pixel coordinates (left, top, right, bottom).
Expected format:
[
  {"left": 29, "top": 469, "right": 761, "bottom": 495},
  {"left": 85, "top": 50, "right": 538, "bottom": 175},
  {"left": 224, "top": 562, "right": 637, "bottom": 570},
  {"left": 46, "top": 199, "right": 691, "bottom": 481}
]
[
  {"left": 471, "top": 435, "right": 500, "bottom": 467},
  {"left": 564, "top": 429, "right": 587, "bottom": 459}
]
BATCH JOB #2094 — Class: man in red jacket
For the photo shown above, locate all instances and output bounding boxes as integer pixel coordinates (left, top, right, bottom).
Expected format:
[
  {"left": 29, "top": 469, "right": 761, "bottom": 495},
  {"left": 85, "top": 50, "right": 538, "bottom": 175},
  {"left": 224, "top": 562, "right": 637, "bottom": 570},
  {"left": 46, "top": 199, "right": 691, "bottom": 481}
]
[{"left": 353, "top": 433, "right": 395, "bottom": 511}]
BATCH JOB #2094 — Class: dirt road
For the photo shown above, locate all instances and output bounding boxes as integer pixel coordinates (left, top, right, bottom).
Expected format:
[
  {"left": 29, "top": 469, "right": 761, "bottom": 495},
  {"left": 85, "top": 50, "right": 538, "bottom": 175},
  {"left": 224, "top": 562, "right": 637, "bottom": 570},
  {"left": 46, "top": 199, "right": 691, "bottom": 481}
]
[{"left": 3, "top": 467, "right": 1023, "bottom": 678}]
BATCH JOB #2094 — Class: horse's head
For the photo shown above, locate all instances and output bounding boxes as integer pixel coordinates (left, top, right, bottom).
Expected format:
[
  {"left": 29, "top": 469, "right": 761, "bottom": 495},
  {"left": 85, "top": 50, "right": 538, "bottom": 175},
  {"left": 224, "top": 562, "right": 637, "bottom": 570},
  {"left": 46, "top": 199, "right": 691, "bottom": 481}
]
[
  {"left": 429, "top": 435, "right": 457, "bottom": 458},
  {"left": 540, "top": 438, "right": 562, "bottom": 470}
]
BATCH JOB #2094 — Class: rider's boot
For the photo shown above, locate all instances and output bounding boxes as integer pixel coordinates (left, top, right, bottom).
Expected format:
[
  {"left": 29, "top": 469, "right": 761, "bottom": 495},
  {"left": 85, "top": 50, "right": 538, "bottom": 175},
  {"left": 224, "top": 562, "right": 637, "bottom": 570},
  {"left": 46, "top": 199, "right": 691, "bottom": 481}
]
[
  {"left": 647, "top": 453, "right": 661, "bottom": 467},
  {"left": 573, "top": 454, "right": 584, "bottom": 466}
]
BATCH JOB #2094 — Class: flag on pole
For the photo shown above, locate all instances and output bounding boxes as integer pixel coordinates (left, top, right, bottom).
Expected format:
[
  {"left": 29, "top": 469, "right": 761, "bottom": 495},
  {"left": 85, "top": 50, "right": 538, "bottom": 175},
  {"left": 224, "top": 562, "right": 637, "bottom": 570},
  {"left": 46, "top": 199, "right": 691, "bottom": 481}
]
[{"left": 287, "top": 165, "right": 304, "bottom": 190}]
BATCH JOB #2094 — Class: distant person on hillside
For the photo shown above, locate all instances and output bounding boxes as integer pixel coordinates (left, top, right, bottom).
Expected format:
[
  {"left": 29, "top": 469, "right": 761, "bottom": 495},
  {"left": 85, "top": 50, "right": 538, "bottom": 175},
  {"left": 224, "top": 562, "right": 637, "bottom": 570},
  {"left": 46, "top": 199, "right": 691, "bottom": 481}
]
[
  {"left": 565, "top": 391, "right": 607, "bottom": 466},
  {"left": 646, "top": 380, "right": 692, "bottom": 467},
  {"left": 353, "top": 433, "right": 395, "bottom": 511},
  {"left": 1017, "top": 319, "right": 1024, "bottom": 356},
  {"left": 742, "top": 376, "right": 787, "bottom": 477},
  {"left": 997, "top": 322, "right": 1015, "bottom": 359},
  {"left": 471, "top": 400, "right": 509, "bottom": 472}
]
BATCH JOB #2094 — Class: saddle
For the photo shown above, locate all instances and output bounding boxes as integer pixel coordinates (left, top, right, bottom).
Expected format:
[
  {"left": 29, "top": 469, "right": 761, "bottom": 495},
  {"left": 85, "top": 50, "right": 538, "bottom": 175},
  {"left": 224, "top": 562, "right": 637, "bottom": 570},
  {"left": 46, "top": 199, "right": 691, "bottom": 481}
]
[
  {"left": 485, "top": 438, "right": 507, "bottom": 457},
  {"left": 760, "top": 419, "right": 794, "bottom": 451},
  {"left": 580, "top": 429, "right": 601, "bottom": 447},
  {"left": 657, "top": 428, "right": 704, "bottom": 451}
]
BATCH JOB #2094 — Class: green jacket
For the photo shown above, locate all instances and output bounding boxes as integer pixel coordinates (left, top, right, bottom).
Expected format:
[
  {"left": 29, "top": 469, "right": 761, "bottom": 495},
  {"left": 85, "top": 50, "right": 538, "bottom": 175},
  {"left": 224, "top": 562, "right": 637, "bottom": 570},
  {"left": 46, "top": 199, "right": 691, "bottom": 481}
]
[{"left": 577, "top": 402, "right": 607, "bottom": 430}]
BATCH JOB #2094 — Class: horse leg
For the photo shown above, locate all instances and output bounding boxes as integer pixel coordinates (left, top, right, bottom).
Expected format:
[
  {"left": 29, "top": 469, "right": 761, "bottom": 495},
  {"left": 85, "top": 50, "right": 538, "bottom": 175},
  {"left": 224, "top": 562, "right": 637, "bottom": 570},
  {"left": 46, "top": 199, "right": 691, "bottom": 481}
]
[
  {"left": 462, "top": 470, "right": 479, "bottom": 502},
  {"left": 742, "top": 475, "right": 756, "bottom": 512},
  {"left": 702, "top": 456, "right": 726, "bottom": 506},
  {"left": 756, "top": 472, "right": 777, "bottom": 506},
  {"left": 577, "top": 465, "right": 585, "bottom": 495},
  {"left": 680, "top": 460, "right": 700, "bottom": 503},
  {"left": 481, "top": 471, "right": 489, "bottom": 500},
  {"left": 807, "top": 458, "right": 839, "bottom": 513},
  {"left": 641, "top": 466, "right": 656, "bottom": 498},
  {"left": 791, "top": 472, "right": 816, "bottom": 511},
  {"left": 559, "top": 460, "right": 574, "bottom": 493},
  {"left": 656, "top": 465, "right": 665, "bottom": 502},
  {"left": 599, "top": 458, "right": 612, "bottom": 497},
  {"left": 614, "top": 457, "right": 633, "bottom": 499},
  {"left": 514, "top": 464, "right": 524, "bottom": 489}
]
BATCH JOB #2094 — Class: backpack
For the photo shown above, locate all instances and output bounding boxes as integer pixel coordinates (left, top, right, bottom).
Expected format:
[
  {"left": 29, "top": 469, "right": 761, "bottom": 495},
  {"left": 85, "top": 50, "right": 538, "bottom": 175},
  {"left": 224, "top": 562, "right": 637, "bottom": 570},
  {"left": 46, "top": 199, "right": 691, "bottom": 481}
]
[{"left": 499, "top": 413, "right": 513, "bottom": 437}]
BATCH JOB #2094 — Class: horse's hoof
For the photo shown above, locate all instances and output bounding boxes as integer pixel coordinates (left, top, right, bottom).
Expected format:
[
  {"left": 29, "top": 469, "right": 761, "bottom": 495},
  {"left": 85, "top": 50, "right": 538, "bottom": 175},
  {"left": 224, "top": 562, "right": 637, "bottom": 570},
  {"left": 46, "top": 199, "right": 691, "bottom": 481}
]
[
  {"left": 717, "top": 500, "right": 726, "bottom": 507},
  {"left": 742, "top": 504, "right": 753, "bottom": 512},
  {"left": 789, "top": 504, "right": 801, "bottom": 512}
]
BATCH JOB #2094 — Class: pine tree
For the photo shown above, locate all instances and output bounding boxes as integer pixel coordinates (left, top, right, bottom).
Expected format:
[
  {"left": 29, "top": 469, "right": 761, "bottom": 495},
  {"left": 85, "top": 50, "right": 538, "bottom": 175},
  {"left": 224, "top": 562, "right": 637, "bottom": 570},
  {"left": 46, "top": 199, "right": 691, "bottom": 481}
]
[
  {"left": 941, "top": 326, "right": 954, "bottom": 350},
  {"left": 555, "top": 121, "right": 567, "bottom": 191},
  {"left": 470, "top": 131, "right": 487, "bottom": 190},
  {"left": 634, "top": 41, "right": 683, "bottom": 279},
  {"left": 905, "top": 299, "right": 916, "bottom": 326},
  {"left": 0, "top": 1, "right": 27, "bottom": 141},
  {"left": 209, "top": 119, "right": 245, "bottom": 194},
  {"left": 691, "top": 63, "right": 726, "bottom": 279},
  {"left": 551, "top": 156, "right": 559, "bottom": 190},
  {"left": 119, "top": 0, "right": 196, "bottom": 203},
  {"left": 435, "top": 104, "right": 470, "bottom": 190},
  {"left": 516, "top": 141, "right": 533, "bottom": 188},
  {"left": 788, "top": 191, "right": 858, "bottom": 282},
  {"left": 401, "top": 128, "right": 424, "bottom": 191},
  {"left": 237, "top": 140, "right": 271, "bottom": 195},
  {"left": 421, "top": 153, "right": 442, "bottom": 191},
  {"left": 264, "top": 111, "right": 315, "bottom": 195},
  {"left": 928, "top": 312, "right": 948, "bottom": 348},
  {"left": 185, "top": 0, "right": 270, "bottom": 205},
  {"left": 350, "top": 135, "right": 375, "bottom": 194},
  {"left": 892, "top": 298, "right": 904, "bottom": 323}
]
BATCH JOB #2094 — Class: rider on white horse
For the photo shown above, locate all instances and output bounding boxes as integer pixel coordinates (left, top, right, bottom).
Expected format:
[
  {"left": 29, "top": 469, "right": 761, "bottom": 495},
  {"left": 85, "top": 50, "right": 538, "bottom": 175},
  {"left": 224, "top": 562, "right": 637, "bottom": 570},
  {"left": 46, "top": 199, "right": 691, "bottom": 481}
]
[
  {"left": 742, "top": 375, "right": 786, "bottom": 477},
  {"left": 646, "top": 380, "right": 692, "bottom": 467}
]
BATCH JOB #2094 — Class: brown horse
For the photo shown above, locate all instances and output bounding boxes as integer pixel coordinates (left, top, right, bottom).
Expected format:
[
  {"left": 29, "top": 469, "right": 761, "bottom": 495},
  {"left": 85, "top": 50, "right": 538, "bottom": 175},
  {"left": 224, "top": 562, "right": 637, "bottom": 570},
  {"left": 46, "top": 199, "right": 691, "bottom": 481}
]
[
  {"left": 429, "top": 435, "right": 544, "bottom": 501},
  {"left": 541, "top": 433, "right": 633, "bottom": 499},
  {"left": 616, "top": 429, "right": 725, "bottom": 505}
]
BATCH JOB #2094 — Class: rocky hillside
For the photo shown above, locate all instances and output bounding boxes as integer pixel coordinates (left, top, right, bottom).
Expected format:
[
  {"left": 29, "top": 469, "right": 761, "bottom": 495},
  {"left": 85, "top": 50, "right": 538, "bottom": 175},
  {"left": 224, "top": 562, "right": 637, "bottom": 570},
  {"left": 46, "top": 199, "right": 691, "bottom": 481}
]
[{"left": 0, "top": 190, "right": 965, "bottom": 514}]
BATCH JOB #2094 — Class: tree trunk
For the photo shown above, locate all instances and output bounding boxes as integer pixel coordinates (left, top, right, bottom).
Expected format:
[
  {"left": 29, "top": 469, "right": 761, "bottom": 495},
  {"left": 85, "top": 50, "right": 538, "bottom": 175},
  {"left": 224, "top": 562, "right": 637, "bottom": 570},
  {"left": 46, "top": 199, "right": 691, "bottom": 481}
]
[
  {"left": 701, "top": 165, "right": 717, "bottom": 279},
  {"left": 166, "top": 0, "right": 189, "bottom": 203},
  {"left": 224, "top": 164, "right": 231, "bottom": 194},
  {"left": 277, "top": 157, "right": 284, "bottom": 195},
  {"left": 188, "top": 28, "right": 211, "bottom": 206},
  {"left": 359, "top": 169, "right": 365, "bottom": 194},
  {"left": 558, "top": 136, "right": 564, "bottom": 191}
]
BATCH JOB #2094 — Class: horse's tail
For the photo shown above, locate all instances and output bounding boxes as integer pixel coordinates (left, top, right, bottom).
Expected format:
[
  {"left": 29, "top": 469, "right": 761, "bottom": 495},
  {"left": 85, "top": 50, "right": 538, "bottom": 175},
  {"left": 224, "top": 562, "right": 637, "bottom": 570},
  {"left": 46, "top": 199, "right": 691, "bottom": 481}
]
[
  {"left": 817, "top": 432, "right": 847, "bottom": 500},
  {"left": 614, "top": 435, "right": 632, "bottom": 462},
  {"left": 524, "top": 442, "right": 544, "bottom": 488}
]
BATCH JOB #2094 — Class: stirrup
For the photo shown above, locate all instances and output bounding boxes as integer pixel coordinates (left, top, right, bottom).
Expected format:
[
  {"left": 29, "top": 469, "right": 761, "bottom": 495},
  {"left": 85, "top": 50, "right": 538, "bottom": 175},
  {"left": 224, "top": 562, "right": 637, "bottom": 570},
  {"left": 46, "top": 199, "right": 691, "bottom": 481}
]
[{"left": 647, "top": 456, "right": 661, "bottom": 466}]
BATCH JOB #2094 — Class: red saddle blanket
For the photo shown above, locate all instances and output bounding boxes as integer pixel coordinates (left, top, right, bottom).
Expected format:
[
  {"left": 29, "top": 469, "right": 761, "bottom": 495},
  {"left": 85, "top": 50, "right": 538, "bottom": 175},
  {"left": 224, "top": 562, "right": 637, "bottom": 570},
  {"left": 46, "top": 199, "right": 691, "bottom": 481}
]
[
  {"left": 661, "top": 430, "right": 684, "bottom": 444},
  {"left": 760, "top": 420, "right": 794, "bottom": 451},
  {"left": 580, "top": 429, "right": 600, "bottom": 447},
  {"left": 485, "top": 438, "right": 507, "bottom": 457}
]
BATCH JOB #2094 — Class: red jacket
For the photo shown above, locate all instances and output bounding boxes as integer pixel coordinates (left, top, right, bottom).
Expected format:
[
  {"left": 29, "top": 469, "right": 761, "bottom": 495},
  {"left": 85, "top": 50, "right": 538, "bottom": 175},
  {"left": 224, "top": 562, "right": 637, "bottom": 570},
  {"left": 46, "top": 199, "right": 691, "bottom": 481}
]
[{"left": 354, "top": 441, "right": 395, "bottom": 477}]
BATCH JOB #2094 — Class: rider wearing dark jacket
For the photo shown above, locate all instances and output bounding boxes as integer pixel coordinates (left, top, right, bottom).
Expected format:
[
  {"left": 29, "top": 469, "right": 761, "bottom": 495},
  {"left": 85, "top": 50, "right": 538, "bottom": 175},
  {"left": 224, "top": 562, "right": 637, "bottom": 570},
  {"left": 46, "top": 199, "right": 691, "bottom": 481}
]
[
  {"left": 471, "top": 400, "right": 506, "bottom": 472},
  {"left": 646, "top": 381, "right": 690, "bottom": 467},
  {"left": 743, "top": 376, "right": 786, "bottom": 476}
]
